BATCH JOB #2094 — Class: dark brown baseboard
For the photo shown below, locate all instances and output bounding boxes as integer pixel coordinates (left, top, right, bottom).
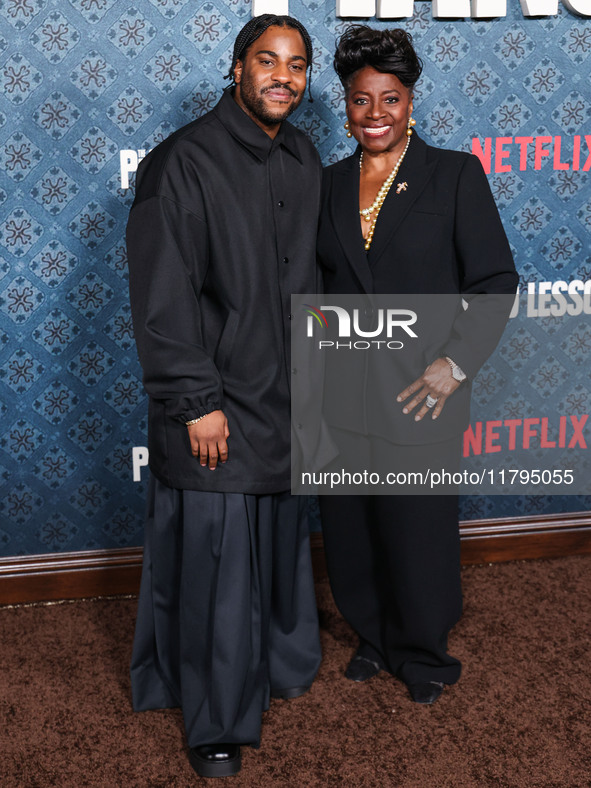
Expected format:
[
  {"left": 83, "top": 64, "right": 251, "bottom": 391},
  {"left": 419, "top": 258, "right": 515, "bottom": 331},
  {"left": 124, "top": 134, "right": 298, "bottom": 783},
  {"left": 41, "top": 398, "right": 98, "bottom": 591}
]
[
  {"left": 0, "top": 548, "right": 143, "bottom": 606},
  {"left": 458, "top": 510, "right": 591, "bottom": 563},
  {"left": 1, "top": 512, "right": 590, "bottom": 605}
]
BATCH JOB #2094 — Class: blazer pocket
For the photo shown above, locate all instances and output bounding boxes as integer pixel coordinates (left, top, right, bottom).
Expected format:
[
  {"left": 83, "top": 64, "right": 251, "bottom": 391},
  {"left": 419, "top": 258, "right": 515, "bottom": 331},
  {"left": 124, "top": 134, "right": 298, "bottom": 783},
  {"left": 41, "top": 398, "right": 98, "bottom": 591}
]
[
  {"left": 411, "top": 208, "right": 448, "bottom": 217},
  {"left": 215, "top": 309, "right": 240, "bottom": 372}
]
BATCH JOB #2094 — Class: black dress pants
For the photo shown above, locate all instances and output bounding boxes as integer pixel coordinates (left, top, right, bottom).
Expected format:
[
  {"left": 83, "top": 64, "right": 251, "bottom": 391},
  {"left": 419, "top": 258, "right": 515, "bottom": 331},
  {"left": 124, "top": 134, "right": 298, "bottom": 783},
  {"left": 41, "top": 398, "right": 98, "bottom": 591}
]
[
  {"left": 130, "top": 476, "right": 321, "bottom": 748},
  {"left": 319, "top": 431, "right": 463, "bottom": 686}
]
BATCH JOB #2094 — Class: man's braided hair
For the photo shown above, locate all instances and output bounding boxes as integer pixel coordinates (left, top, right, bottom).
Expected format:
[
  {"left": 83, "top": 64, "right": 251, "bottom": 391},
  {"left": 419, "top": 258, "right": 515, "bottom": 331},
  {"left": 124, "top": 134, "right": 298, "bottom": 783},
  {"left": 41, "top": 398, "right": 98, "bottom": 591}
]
[{"left": 225, "top": 14, "right": 314, "bottom": 101}]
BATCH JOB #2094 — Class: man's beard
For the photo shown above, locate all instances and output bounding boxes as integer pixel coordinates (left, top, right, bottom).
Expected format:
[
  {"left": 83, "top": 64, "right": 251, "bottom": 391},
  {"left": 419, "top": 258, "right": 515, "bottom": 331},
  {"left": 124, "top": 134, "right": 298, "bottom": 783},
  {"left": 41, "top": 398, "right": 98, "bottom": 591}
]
[{"left": 239, "top": 78, "right": 302, "bottom": 126}]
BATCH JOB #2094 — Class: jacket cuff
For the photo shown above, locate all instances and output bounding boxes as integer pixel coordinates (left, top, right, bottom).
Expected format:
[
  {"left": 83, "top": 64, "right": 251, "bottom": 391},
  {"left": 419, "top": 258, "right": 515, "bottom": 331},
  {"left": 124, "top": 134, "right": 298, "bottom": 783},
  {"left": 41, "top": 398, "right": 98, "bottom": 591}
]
[{"left": 166, "top": 394, "right": 222, "bottom": 424}]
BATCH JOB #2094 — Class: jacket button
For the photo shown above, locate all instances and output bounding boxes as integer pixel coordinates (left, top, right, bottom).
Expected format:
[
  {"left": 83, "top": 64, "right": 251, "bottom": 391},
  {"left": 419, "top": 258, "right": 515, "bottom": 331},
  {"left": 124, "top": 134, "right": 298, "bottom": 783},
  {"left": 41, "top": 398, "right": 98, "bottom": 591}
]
[
  {"left": 288, "top": 314, "right": 293, "bottom": 320},
  {"left": 282, "top": 257, "right": 289, "bottom": 264},
  {"left": 277, "top": 201, "right": 284, "bottom": 207}
]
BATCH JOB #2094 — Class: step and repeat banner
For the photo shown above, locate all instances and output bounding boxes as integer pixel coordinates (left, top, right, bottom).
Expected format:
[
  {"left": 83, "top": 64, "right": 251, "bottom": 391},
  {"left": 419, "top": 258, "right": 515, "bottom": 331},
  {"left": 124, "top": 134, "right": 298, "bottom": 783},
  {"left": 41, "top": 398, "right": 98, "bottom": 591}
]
[{"left": 0, "top": 0, "right": 590, "bottom": 556}]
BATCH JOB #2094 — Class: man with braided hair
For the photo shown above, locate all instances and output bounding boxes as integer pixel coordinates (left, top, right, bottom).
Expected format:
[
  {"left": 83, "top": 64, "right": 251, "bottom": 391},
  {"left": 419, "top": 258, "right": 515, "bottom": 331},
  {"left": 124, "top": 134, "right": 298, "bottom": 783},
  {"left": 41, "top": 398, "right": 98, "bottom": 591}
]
[{"left": 127, "top": 15, "right": 321, "bottom": 778}]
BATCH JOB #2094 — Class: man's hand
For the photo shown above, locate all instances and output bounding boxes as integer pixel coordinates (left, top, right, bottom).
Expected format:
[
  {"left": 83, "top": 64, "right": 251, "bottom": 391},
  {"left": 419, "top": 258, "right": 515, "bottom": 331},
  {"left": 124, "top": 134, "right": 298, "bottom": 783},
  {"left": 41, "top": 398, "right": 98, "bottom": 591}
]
[
  {"left": 397, "top": 358, "right": 461, "bottom": 422},
  {"left": 187, "top": 410, "right": 229, "bottom": 470}
]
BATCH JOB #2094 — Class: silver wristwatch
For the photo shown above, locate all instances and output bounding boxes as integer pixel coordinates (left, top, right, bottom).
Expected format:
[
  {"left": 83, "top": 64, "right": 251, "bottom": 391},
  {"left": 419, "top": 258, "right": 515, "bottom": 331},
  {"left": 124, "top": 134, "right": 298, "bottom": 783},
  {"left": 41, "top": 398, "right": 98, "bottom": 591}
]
[{"left": 445, "top": 356, "right": 467, "bottom": 382}]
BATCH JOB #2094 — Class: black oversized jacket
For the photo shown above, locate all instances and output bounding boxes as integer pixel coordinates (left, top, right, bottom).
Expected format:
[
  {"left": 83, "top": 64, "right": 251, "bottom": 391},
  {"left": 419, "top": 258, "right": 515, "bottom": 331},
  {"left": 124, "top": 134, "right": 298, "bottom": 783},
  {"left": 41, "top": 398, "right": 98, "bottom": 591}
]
[
  {"left": 127, "top": 90, "right": 322, "bottom": 492},
  {"left": 317, "top": 134, "right": 519, "bottom": 445}
]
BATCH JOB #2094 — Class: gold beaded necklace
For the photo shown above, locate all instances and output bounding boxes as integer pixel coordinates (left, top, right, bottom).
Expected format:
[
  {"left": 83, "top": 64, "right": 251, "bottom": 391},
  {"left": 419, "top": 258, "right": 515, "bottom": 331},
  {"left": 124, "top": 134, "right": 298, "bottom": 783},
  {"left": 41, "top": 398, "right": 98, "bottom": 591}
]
[{"left": 359, "top": 133, "right": 411, "bottom": 252}]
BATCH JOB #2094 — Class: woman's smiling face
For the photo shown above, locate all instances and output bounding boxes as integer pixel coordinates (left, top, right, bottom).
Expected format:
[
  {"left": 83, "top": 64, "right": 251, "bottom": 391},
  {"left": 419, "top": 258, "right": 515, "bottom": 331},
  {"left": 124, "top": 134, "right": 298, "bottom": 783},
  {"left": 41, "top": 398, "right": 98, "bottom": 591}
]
[{"left": 345, "top": 66, "right": 413, "bottom": 156}]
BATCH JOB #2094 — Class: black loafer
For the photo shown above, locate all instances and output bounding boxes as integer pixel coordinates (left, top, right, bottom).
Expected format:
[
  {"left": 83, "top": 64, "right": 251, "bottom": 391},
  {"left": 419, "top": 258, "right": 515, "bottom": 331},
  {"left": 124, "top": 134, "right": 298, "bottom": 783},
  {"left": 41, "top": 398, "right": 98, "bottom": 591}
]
[
  {"left": 189, "top": 743, "right": 241, "bottom": 778},
  {"left": 407, "top": 681, "right": 445, "bottom": 704},
  {"left": 345, "top": 655, "right": 382, "bottom": 682},
  {"left": 270, "top": 685, "right": 310, "bottom": 700}
]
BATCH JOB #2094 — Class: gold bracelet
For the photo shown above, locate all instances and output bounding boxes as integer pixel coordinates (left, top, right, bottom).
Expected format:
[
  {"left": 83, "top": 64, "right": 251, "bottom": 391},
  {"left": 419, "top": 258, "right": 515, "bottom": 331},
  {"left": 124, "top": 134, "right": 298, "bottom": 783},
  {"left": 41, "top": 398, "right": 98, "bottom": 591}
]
[{"left": 185, "top": 414, "right": 207, "bottom": 426}]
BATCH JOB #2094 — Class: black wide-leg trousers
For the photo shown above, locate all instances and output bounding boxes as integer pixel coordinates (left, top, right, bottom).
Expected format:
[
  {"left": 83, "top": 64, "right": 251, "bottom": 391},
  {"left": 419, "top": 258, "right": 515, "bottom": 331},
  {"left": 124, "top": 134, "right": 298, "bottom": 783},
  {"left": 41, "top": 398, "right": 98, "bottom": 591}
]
[
  {"left": 319, "top": 493, "right": 462, "bottom": 686},
  {"left": 130, "top": 476, "right": 321, "bottom": 748},
  {"left": 318, "top": 427, "right": 463, "bottom": 686}
]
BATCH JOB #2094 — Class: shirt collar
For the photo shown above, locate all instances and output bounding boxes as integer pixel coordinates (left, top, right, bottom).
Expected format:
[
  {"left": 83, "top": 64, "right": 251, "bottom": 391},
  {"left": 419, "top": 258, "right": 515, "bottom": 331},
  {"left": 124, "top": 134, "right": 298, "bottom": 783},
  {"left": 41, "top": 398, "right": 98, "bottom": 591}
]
[{"left": 214, "top": 89, "right": 304, "bottom": 164}]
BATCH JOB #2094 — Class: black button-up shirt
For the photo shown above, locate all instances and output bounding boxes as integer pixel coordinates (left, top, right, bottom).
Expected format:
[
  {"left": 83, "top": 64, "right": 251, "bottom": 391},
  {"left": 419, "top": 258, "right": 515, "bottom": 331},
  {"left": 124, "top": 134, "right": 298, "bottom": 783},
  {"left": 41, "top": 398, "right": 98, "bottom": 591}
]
[{"left": 127, "top": 90, "right": 321, "bottom": 493}]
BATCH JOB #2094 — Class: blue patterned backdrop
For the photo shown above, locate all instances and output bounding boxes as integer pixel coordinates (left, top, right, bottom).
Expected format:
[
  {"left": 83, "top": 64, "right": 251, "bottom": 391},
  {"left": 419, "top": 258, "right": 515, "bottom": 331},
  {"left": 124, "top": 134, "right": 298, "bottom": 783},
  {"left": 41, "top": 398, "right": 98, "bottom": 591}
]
[{"left": 0, "top": 0, "right": 590, "bottom": 556}]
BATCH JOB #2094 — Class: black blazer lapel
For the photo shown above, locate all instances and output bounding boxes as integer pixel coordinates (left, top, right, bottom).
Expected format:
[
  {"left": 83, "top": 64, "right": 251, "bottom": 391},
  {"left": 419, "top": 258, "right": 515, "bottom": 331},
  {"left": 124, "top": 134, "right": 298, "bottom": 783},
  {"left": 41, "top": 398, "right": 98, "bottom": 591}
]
[
  {"left": 328, "top": 153, "right": 374, "bottom": 294},
  {"left": 367, "top": 134, "right": 437, "bottom": 270}
]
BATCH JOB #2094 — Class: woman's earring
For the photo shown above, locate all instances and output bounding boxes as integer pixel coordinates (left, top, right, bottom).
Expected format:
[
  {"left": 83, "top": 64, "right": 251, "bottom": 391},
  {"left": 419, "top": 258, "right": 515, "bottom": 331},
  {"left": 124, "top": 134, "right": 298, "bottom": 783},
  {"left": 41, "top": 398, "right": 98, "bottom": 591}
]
[
  {"left": 406, "top": 117, "right": 416, "bottom": 137},
  {"left": 344, "top": 121, "right": 352, "bottom": 138}
]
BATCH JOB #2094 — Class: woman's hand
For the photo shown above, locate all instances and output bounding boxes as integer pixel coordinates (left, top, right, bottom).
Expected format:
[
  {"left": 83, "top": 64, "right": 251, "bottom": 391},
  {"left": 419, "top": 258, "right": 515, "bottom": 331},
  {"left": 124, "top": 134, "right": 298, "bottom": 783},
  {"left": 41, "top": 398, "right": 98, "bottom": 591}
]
[{"left": 397, "top": 358, "right": 461, "bottom": 421}]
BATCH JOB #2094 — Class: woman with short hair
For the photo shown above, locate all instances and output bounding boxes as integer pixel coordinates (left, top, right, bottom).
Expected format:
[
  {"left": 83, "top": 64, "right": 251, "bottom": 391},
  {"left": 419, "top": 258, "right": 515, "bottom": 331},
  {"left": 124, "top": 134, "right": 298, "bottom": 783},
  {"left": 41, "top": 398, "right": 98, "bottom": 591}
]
[{"left": 317, "top": 25, "right": 518, "bottom": 704}]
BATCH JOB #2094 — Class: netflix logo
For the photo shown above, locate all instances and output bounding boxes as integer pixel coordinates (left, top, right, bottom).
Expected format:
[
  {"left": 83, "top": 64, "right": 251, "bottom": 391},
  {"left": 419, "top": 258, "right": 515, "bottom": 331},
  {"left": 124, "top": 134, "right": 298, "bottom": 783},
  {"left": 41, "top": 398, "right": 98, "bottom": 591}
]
[
  {"left": 463, "top": 415, "right": 589, "bottom": 457},
  {"left": 471, "top": 135, "right": 591, "bottom": 174}
]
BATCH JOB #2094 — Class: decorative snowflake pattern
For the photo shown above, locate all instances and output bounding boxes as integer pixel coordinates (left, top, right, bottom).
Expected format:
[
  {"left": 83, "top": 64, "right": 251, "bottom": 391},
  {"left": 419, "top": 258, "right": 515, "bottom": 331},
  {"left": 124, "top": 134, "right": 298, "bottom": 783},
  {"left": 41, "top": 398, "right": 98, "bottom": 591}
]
[
  {"left": 67, "top": 272, "right": 113, "bottom": 319},
  {"left": 67, "top": 409, "right": 112, "bottom": 454},
  {"left": 69, "top": 478, "right": 110, "bottom": 517},
  {"left": 551, "top": 91, "right": 591, "bottom": 135},
  {"left": 0, "top": 348, "right": 44, "bottom": 393},
  {"left": 144, "top": 43, "right": 191, "bottom": 94},
  {"left": 70, "top": 50, "right": 117, "bottom": 100},
  {"left": 0, "top": 131, "right": 43, "bottom": 182},
  {"left": 102, "top": 505, "right": 142, "bottom": 545},
  {"left": 30, "top": 165, "right": 79, "bottom": 215},
  {"left": 0, "top": 53, "right": 43, "bottom": 103},
  {"left": 33, "top": 447, "right": 78, "bottom": 489},
  {"left": 23, "top": 242, "right": 55, "bottom": 286},
  {"left": 37, "top": 513, "right": 78, "bottom": 549},
  {"left": 107, "top": 86, "right": 153, "bottom": 135},
  {"left": 498, "top": 326, "right": 540, "bottom": 370},
  {"left": 32, "top": 380, "right": 79, "bottom": 424},
  {"left": 181, "top": 80, "right": 218, "bottom": 119},
  {"left": 0, "top": 274, "right": 44, "bottom": 321},
  {"left": 541, "top": 227, "right": 582, "bottom": 270},
  {"left": 460, "top": 61, "right": 501, "bottom": 107},
  {"left": 425, "top": 27, "right": 470, "bottom": 74},
  {"left": 493, "top": 25, "right": 534, "bottom": 70},
  {"left": 69, "top": 125, "right": 118, "bottom": 174},
  {"left": 68, "top": 201, "right": 115, "bottom": 248},
  {"left": 103, "top": 371, "right": 142, "bottom": 416},
  {"left": 528, "top": 356, "right": 568, "bottom": 398},
  {"left": 108, "top": 7, "right": 156, "bottom": 58},
  {"left": 183, "top": 3, "right": 231, "bottom": 55},
  {"left": 103, "top": 304, "right": 134, "bottom": 350},
  {"left": 32, "top": 90, "right": 81, "bottom": 139},
  {"left": 523, "top": 58, "right": 564, "bottom": 104},
  {"left": 30, "top": 11, "right": 80, "bottom": 63},
  {"left": 68, "top": 341, "right": 115, "bottom": 386},
  {"left": 67, "top": 0, "right": 116, "bottom": 25},
  {"left": 32, "top": 308, "right": 80, "bottom": 354},
  {"left": 1, "top": 418, "right": 45, "bottom": 462},
  {"left": 0, "top": 483, "right": 44, "bottom": 526},
  {"left": 512, "top": 197, "right": 552, "bottom": 240}
]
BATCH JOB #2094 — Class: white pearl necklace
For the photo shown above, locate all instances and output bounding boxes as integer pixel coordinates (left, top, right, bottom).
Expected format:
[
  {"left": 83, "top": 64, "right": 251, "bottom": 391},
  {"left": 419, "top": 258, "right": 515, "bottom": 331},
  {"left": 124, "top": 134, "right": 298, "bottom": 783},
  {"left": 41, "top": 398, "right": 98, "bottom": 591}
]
[{"left": 359, "top": 133, "right": 411, "bottom": 252}]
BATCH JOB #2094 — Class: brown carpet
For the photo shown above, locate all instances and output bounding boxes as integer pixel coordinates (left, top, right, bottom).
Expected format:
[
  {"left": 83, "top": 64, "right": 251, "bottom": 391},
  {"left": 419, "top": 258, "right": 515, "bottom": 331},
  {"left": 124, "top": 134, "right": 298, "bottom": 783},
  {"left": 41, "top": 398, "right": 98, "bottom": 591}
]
[{"left": 1, "top": 555, "right": 590, "bottom": 787}]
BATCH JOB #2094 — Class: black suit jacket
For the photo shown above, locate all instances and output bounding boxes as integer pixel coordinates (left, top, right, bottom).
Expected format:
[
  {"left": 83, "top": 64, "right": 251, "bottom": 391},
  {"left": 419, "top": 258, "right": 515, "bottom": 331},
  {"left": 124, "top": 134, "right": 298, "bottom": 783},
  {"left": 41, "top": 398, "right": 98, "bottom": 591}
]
[{"left": 316, "top": 134, "right": 518, "bottom": 445}]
